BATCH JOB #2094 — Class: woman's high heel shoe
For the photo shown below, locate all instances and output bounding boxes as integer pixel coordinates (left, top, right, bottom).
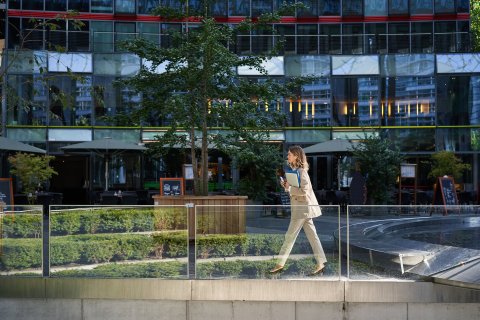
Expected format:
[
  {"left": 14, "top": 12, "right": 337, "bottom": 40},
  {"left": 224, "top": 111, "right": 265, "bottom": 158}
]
[
  {"left": 309, "top": 265, "right": 325, "bottom": 276},
  {"left": 269, "top": 264, "right": 284, "bottom": 274}
]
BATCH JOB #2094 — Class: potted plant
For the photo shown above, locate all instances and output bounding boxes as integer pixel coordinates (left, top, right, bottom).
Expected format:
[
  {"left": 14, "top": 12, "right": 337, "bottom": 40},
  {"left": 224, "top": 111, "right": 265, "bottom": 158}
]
[{"left": 8, "top": 153, "right": 58, "bottom": 204}]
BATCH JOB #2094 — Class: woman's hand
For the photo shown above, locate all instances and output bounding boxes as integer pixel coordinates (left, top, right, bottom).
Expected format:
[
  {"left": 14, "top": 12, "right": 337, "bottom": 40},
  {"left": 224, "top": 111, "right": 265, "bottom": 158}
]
[{"left": 283, "top": 181, "right": 290, "bottom": 191}]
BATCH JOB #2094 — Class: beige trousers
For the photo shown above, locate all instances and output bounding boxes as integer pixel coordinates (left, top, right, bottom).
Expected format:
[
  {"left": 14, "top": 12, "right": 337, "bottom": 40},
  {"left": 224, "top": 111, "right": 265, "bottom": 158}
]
[{"left": 277, "top": 217, "right": 327, "bottom": 267}]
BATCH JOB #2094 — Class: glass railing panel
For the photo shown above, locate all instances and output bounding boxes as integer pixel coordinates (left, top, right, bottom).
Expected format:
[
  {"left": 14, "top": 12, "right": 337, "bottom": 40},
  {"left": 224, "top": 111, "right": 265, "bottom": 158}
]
[
  {"left": 195, "top": 204, "right": 341, "bottom": 280},
  {"left": 0, "top": 205, "right": 44, "bottom": 277},
  {"left": 346, "top": 205, "right": 480, "bottom": 281},
  {"left": 49, "top": 205, "right": 188, "bottom": 279}
]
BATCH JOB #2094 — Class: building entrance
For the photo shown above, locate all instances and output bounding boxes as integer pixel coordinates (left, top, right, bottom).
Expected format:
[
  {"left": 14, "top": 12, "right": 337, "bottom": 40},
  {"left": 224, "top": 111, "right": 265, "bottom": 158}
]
[{"left": 50, "top": 156, "right": 89, "bottom": 204}]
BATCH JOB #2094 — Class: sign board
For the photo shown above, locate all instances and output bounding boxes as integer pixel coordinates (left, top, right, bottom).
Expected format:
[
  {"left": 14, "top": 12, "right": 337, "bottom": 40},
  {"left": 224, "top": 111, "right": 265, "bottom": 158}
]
[
  {"left": 183, "top": 164, "right": 194, "bottom": 180},
  {"left": 400, "top": 163, "right": 416, "bottom": 178},
  {"left": 433, "top": 176, "right": 459, "bottom": 215},
  {"left": 160, "top": 178, "right": 184, "bottom": 196},
  {"left": 0, "top": 178, "right": 13, "bottom": 206}
]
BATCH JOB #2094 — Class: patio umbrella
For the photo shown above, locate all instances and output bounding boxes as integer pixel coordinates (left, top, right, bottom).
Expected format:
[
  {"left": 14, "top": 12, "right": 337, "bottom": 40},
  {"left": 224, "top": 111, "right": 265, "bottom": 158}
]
[
  {"left": 303, "top": 139, "right": 358, "bottom": 154},
  {"left": 0, "top": 136, "right": 46, "bottom": 154},
  {"left": 61, "top": 138, "right": 146, "bottom": 191},
  {"left": 304, "top": 139, "right": 359, "bottom": 190}
]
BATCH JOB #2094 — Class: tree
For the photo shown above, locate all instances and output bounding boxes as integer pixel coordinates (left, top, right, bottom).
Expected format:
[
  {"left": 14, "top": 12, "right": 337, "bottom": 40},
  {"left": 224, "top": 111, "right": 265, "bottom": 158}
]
[
  {"left": 8, "top": 153, "right": 57, "bottom": 203},
  {"left": 351, "top": 133, "right": 403, "bottom": 204},
  {"left": 122, "top": 1, "right": 307, "bottom": 196},
  {"left": 428, "top": 151, "right": 471, "bottom": 181},
  {"left": 472, "top": 0, "right": 480, "bottom": 52},
  {"left": 1, "top": 11, "right": 86, "bottom": 131}
]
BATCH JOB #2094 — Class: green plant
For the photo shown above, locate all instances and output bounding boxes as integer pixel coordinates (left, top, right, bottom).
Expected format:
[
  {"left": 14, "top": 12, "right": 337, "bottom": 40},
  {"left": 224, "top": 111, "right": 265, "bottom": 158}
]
[
  {"left": 351, "top": 133, "right": 403, "bottom": 204},
  {"left": 8, "top": 153, "right": 57, "bottom": 202},
  {"left": 428, "top": 151, "right": 471, "bottom": 181}
]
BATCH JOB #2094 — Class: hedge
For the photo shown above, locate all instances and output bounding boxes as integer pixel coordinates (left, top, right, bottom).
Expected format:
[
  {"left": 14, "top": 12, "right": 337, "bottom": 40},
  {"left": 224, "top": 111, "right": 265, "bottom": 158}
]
[
  {"left": 51, "top": 258, "right": 334, "bottom": 279},
  {"left": 0, "top": 232, "right": 313, "bottom": 271}
]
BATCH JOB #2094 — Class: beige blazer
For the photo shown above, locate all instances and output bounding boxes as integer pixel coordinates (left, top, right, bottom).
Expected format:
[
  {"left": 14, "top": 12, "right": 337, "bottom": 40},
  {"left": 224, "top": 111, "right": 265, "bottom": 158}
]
[{"left": 288, "top": 168, "right": 322, "bottom": 219}]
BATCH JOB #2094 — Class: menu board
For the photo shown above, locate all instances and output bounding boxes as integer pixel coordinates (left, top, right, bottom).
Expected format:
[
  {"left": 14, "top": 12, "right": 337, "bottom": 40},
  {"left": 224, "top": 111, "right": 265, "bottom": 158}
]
[
  {"left": 433, "top": 176, "right": 458, "bottom": 215},
  {"left": 160, "top": 178, "right": 184, "bottom": 196}
]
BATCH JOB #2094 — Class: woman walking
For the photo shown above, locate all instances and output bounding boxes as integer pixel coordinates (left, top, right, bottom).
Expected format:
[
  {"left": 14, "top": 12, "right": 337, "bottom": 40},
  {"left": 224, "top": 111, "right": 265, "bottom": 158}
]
[{"left": 270, "top": 145, "right": 327, "bottom": 275}]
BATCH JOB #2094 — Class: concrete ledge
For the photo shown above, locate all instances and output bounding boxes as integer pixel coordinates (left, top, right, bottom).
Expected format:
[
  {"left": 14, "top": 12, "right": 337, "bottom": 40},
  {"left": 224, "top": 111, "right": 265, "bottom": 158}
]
[
  {"left": 192, "top": 280, "right": 344, "bottom": 302},
  {"left": 345, "top": 281, "right": 480, "bottom": 303},
  {"left": 1, "top": 278, "right": 479, "bottom": 303}
]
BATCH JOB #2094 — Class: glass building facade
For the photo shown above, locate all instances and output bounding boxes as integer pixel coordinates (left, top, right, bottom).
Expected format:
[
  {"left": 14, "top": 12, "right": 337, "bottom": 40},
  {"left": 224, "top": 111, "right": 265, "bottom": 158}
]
[{"left": 2, "top": 0, "right": 479, "bottom": 203}]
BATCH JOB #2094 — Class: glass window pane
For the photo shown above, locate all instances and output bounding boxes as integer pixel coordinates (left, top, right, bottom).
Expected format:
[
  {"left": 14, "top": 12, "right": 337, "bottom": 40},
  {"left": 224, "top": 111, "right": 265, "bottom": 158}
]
[
  {"left": 252, "top": 28, "right": 273, "bottom": 54},
  {"left": 381, "top": 77, "right": 435, "bottom": 126},
  {"left": 115, "top": 22, "right": 136, "bottom": 51},
  {"left": 389, "top": 0, "right": 409, "bottom": 15},
  {"left": 138, "top": 0, "right": 160, "bottom": 14},
  {"left": 380, "top": 54, "right": 435, "bottom": 76},
  {"left": 410, "top": 0, "right": 433, "bottom": 14},
  {"left": 7, "top": 18, "right": 21, "bottom": 49},
  {"left": 91, "top": 21, "right": 114, "bottom": 53},
  {"left": 342, "top": 24, "right": 363, "bottom": 54},
  {"left": 297, "top": 0, "right": 318, "bottom": 17},
  {"left": 284, "top": 55, "right": 331, "bottom": 77},
  {"left": 411, "top": 22, "right": 433, "bottom": 53},
  {"left": 437, "top": 128, "right": 480, "bottom": 152},
  {"left": 23, "top": 0, "right": 44, "bottom": 10},
  {"left": 7, "top": 74, "right": 47, "bottom": 125},
  {"left": 298, "top": 78, "right": 332, "bottom": 127},
  {"left": 8, "top": 0, "right": 21, "bottom": 9},
  {"left": 22, "top": 18, "right": 44, "bottom": 50},
  {"left": 332, "top": 56, "right": 379, "bottom": 75},
  {"left": 115, "top": 0, "right": 136, "bottom": 13},
  {"left": 297, "top": 25, "right": 318, "bottom": 54},
  {"left": 388, "top": 23, "right": 410, "bottom": 53},
  {"left": 319, "top": 0, "right": 340, "bottom": 15},
  {"left": 434, "top": 21, "right": 456, "bottom": 53},
  {"left": 343, "top": 0, "right": 363, "bottom": 16},
  {"left": 68, "top": 0, "right": 90, "bottom": 12},
  {"left": 252, "top": 0, "right": 273, "bottom": 16},
  {"left": 437, "top": 76, "right": 479, "bottom": 126},
  {"left": 437, "top": 54, "right": 480, "bottom": 73},
  {"left": 93, "top": 53, "right": 141, "bottom": 76},
  {"left": 138, "top": 22, "right": 160, "bottom": 46},
  {"left": 69, "top": 20, "right": 90, "bottom": 51},
  {"left": 46, "top": 0, "right": 66, "bottom": 11},
  {"left": 319, "top": 24, "right": 341, "bottom": 54},
  {"left": 275, "top": 24, "right": 295, "bottom": 55},
  {"left": 229, "top": 0, "right": 250, "bottom": 16},
  {"left": 386, "top": 128, "right": 435, "bottom": 152},
  {"left": 365, "top": 0, "right": 387, "bottom": 16},
  {"left": 434, "top": 0, "right": 455, "bottom": 14},
  {"left": 365, "top": 23, "right": 387, "bottom": 54},
  {"left": 211, "top": 0, "right": 228, "bottom": 16},
  {"left": 332, "top": 77, "right": 380, "bottom": 127},
  {"left": 92, "top": 0, "right": 113, "bottom": 12},
  {"left": 456, "top": 0, "right": 469, "bottom": 13}
]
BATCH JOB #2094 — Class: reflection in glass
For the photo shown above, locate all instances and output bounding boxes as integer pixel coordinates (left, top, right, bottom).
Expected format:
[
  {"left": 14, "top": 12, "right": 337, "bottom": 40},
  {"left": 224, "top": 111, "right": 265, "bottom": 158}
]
[
  {"left": 437, "top": 128, "right": 477, "bottom": 152},
  {"left": 332, "top": 77, "right": 380, "bottom": 127},
  {"left": 68, "top": 0, "right": 90, "bottom": 12},
  {"left": 434, "top": 21, "right": 456, "bottom": 53},
  {"left": 342, "top": 0, "right": 363, "bottom": 16},
  {"left": 365, "top": 23, "right": 387, "bottom": 54},
  {"left": 252, "top": 0, "right": 273, "bottom": 16},
  {"left": 342, "top": 24, "right": 363, "bottom": 54},
  {"left": 229, "top": 0, "right": 249, "bottom": 16},
  {"left": 387, "top": 128, "right": 435, "bottom": 152},
  {"left": 437, "top": 76, "right": 480, "bottom": 126},
  {"left": 434, "top": 0, "right": 455, "bottom": 13},
  {"left": 297, "top": 0, "right": 318, "bottom": 17},
  {"left": 115, "top": 0, "right": 136, "bottom": 13},
  {"left": 389, "top": 0, "right": 408, "bottom": 15},
  {"left": 91, "top": 21, "right": 114, "bottom": 53},
  {"left": 92, "top": 0, "right": 113, "bottom": 12},
  {"left": 297, "top": 25, "right": 318, "bottom": 54},
  {"left": 319, "top": 24, "right": 341, "bottom": 54},
  {"left": 319, "top": 0, "right": 340, "bottom": 15},
  {"left": 7, "top": 74, "right": 47, "bottom": 125},
  {"left": 365, "top": 0, "right": 387, "bottom": 16},
  {"left": 388, "top": 23, "right": 409, "bottom": 54},
  {"left": 381, "top": 77, "right": 435, "bottom": 126},
  {"left": 298, "top": 78, "right": 331, "bottom": 127},
  {"left": 410, "top": 0, "right": 433, "bottom": 14},
  {"left": 138, "top": 0, "right": 160, "bottom": 14},
  {"left": 411, "top": 22, "right": 433, "bottom": 53}
]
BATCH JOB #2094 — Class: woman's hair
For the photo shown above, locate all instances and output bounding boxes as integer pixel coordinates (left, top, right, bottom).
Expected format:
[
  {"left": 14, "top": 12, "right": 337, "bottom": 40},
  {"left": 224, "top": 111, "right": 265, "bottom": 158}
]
[{"left": 288, "top": 145, "right": 309, "bottom": 170}]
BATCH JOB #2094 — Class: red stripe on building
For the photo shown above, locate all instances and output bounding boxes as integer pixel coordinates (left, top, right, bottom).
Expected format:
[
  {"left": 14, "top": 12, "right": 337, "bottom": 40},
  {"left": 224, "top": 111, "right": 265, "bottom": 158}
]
[{"left": 7, "top": 10, "right": 470, "bottom": 23}]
